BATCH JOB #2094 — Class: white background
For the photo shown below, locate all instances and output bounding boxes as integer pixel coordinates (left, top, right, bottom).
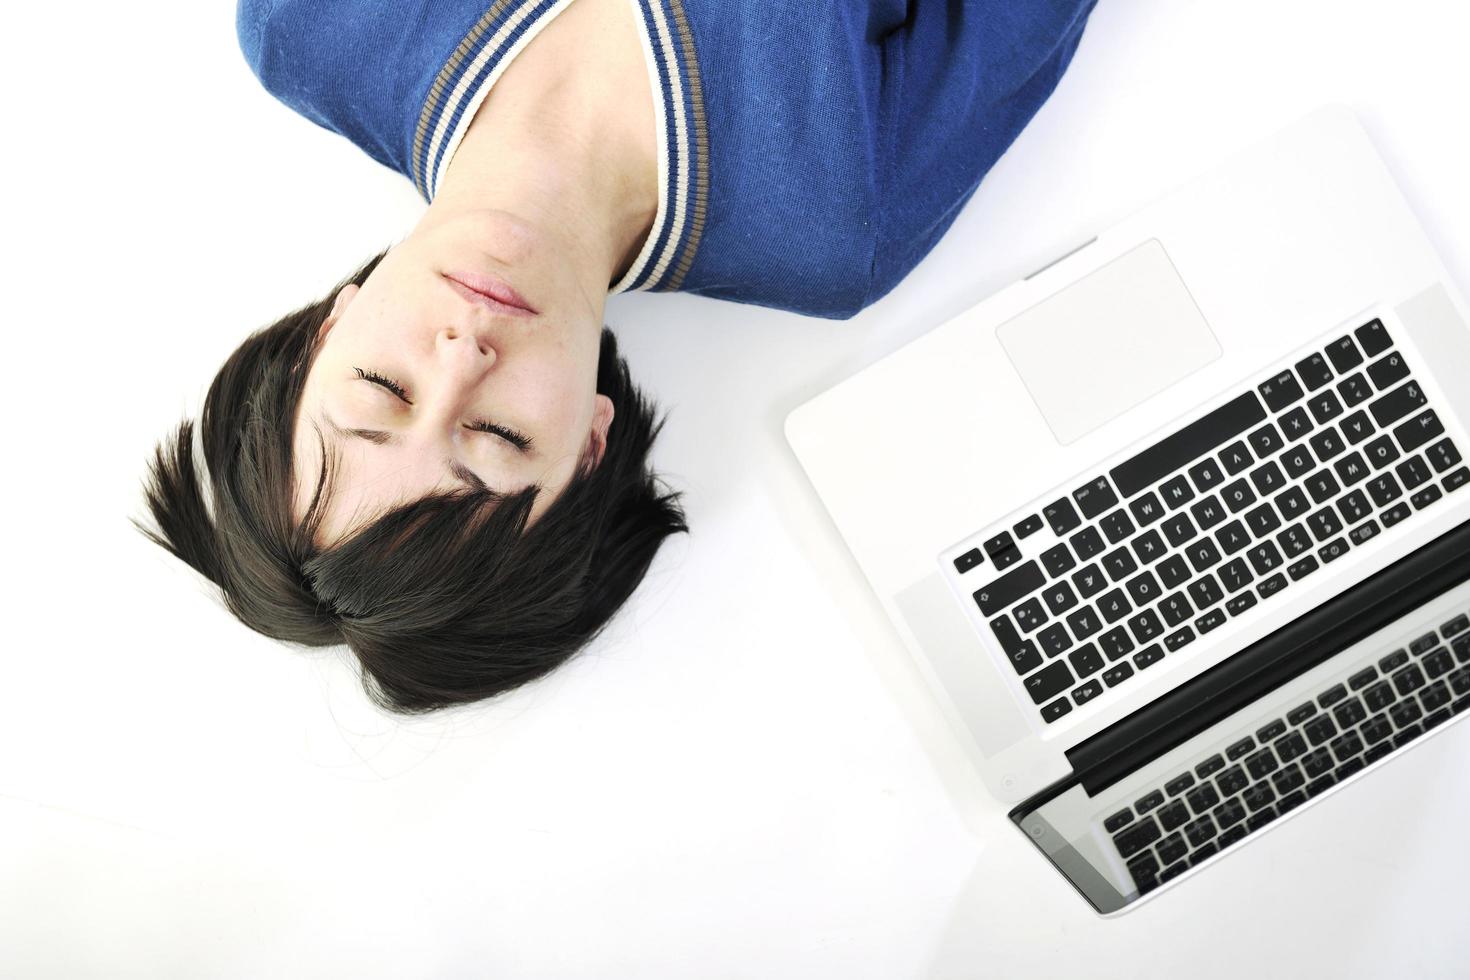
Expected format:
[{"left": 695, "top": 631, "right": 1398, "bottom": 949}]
[{"left": 4, "top": 1, "right": 1469, "bottom": 977}]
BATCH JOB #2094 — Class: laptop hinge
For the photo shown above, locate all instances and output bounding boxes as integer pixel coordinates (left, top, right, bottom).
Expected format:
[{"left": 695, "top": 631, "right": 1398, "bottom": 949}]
[{"left": 1065, "top": 516, "right": 1470, "bottom": 796}]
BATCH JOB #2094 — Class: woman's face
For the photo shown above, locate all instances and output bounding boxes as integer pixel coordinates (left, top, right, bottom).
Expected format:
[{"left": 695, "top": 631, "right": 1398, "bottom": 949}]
[{"left": 291, "top": 210, "right": 614, "bottom": 543}]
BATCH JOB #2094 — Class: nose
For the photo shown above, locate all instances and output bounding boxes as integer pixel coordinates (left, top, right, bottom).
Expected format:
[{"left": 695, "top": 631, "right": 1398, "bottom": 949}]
[{"left": 439, "top": 325, "right": 496, "bottom": 365}]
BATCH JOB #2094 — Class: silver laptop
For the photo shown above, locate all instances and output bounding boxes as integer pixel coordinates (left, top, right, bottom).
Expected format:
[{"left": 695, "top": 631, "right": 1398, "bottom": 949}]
[{"left": 786, "top": 105, "right": 1470, "bottom": 914}]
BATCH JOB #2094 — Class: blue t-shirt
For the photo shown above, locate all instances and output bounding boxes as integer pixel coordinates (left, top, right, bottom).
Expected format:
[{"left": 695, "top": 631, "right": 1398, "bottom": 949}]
[{"left": 238, "top": 0, "right": 1097, "bottom": 319}]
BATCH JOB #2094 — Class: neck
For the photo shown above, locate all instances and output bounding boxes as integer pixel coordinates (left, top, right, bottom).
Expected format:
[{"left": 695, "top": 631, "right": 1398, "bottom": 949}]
[{"left": 423, "top": 0, "right": 658, "bottom": 294}]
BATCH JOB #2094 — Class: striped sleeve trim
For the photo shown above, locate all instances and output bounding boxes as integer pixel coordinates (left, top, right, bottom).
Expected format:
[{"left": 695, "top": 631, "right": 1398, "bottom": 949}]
[{"left": 412, "top": 0, "right": 707, "bottom": 294}]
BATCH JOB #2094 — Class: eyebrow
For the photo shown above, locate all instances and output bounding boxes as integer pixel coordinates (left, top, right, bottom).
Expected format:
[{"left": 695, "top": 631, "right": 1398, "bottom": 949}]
[{"left": 320, "top": 411, "right": 492, "bottom": 493}]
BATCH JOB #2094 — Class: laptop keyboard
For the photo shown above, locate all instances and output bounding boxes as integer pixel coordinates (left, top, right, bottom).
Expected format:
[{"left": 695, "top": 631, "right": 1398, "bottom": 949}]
[
  {"left": 951, "top": 319, "right": 1469, "bottom": 725},
  {"left": 1105, "top": 609, "right": 1470, "bottom": 896}
]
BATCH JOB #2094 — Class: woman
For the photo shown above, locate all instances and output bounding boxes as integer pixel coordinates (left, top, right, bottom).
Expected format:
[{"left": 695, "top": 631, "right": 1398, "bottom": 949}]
[{"left": 137, "top": 0, "right": 1098, "bottom": 713}]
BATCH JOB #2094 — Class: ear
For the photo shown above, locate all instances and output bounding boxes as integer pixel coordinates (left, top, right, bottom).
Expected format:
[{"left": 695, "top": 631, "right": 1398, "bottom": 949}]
[
  {"left": 587, "top": 394, "right": 615, "bottom": 469},
  {"left": 317, "top": 284, "right": 360, "bottom": 342}
]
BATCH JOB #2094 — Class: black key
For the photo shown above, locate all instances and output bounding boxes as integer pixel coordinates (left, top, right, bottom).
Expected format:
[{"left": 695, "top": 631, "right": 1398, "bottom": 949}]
[
  {"left": 1098, "top": 627, "right": 1134, "bottom": 661},
  {"left": 1307, "top": 507, "right": 1344, "bottom": 541},
  {"left": 1242, "top": 781, "right": 1276, "bottom": 812},
  {"left": 1134, "top": 644, "right": 1165, "bottom": 670},
  {"left": 1215, "top": 805, "right": 1247, "bottom": 835},
  {"left": 1196, "top": 755, "right": 1226, "bottom": 780},
  {"left": 1040, "top": 544, "right": 1076, "bottom": 578},
  {"left": 1098, "top": 589, "right": 1132, "bottom": 624},
  {"left": 1187, "top": 574, "right": 1224, "bottom": 611},
  {"left": 1110, "top": 392, "right": 1268, "bottom": 498},
  {"left": 1287, "top": 555, "right": 1319, "bottom": 581},
  {"left": 1125, "top": 570, "right": 1162, "bottom": 607},
  {"left": 1363, "top": 744, "right": 1393, "bottom": 765},
  {"left": 1366, "top": 473, "right": 1403, "bottom": 508},
  {"left": 1427, "top": 438, "right": 1462, "bottom": 473},
  {"left": 1310, "top": 428, "right": 1347, "bottom": 463},
  {"left": 1341, "top": 411, "right": 1375, "bottom": 445},
  {"left": 1069, "top": 643, "right": 1105, "bottom": 678},
  {"left": 1348, "top": 520, "right": 1381, "bottom": 547},
  {"left": 1256, "top": 573, "right": 1287, "bottom": 600},
  {"left": 1226, "top": 737, "right": 1255, "bottom": 762},
  {"left": 1043, "top": 580, "right": 1080, "bottom": 617},
  {"left": 1277, "top": 790, "right": 1308, "bottom": 814},
  {"left": 1444, "top": 467, "right": 1468, "bottom": 493},
  {"left": 1245, "top": 748, "right": 1279, "bottom": 781},
  {"left": 1014, "top": 598, "right": 1047, "bottom": 633},
  {"left": 1280, "top": 407, "right": 1314, "bottom": 442},
  {"left": 1101, "top": 661, "right": 1134, "bottom": 687},
  {"left": 1221, "top": 479, "right": 1257, "bottom": 514},
  {"left": 1397, "top": 455, "right": 1433, "bottom": 490},
  {"left": 1366, "top": 350, "right": 1410, "bottom": 389},
  {"left": 1216, "top": 520, "right": 1251, "bottom": 555},
  {"left": 1302, "top": 747, "right": 1334, "bottom": 777},
  {"left": 1379, "top": 649, "right": 1410, "bottom": 673},
  {"left": 1157, "top": 831, "right": 1190, "bottom": 867},
  {"left": 1072, "top": 564, "right": 1108, "bottom": 599},
  {"left": 1157, "top": 554, "right": 1192, "bottom": 589},
  {"left": 1044, "top": 498, "right": 1083, "bottom": 537},
  {"left": 1191, "top": 496, "right": 1228, "bottom": 531},
  {"left": 1074, "top": 477, "right": 1120, "bottom": 520},
  {"left": 1038, "top": 623, "right": 1073, "bottom": 657},
  {"left": 953, "top": 548, "right": 985, "bottom": 575},
  {"left": 1456, "top": 635, "right": 1470, "bottom": 663},
  {"left": 1281, "top": 445, "right": 1316, "bottom": 481},
  {"left": 1159, "top": 592, "right": 1193, "bottom": 628},
  {"left": 1305, "top": 470, "right": 1341, "bottom": 505},
  {"left": 1165, "top": 772, "right": 1196, "bottom": 797},
  {"left": 1247, "top": 541, "right": 1283, "bottom": 576},
  {"left": 1025, "top": 661, "right": 1075, "bottom": 705},
  {"left": 1248, "top": 423, "right": 1285, "bottom": 459},
  {"left": 1160, "top": 475, "right": 1196, "bottom": 509},
  {"left": 1129, "top": 609, "right": 1164, "bottom": 644},
  {"left": 1161, "top": 515, "right": 1197, "bottom": 550},
  {"left": 1158, "top": 800, "right": 1191, "bottom": 833},
  {"left": 1070, "top": 526, "right": 1106, "bottom": 561},
  {"left": 1217, "top": 764, "right": 1249, "bottom": 796},
  {"left": 1393, "top": 663, "right": 1427, "bottom": 697},
  {"left": 1104, "top": 808, "right": 1134, "bottom": 833},
  {"left": 1136, "top": 789, "right": 1165, "bottom": 813},
  {"left": 1101, "top": 509, "right": 1136, "bottom": 545},
  {"left": 1412, "top": 484, "right": 1443, "bottom": 510},
  {"left": 1381, "top": 502, "right": 1413, "bottom": 528},
  {"left": 1128, "top": 491, "right": 1167, "bottom": 527},
  {"left": 1040, "top": 702, "right": 1076, "bottom": 725},
  {"left": 1338, "top": 488, "right": 1372, "bottom": 524},
  {"left": 1369, "top": 380, "right": 1427, "bottom": 427},
  {"left": 1305, "top": 774, "right": 1335, "bottom": 797},
  {"left": 1333, "top": 697, "right": 1367, "bottom": 729},
  {"left": 1275, "top": 732, "right": 1308, "bottom": 763},
  {"left": 1102, "top": 548, "right": 1139, "bottom": 582},
  {"left": 1330, "top": 731, "right": 1364, "bottom": 762},
  {"left": 1363, "top": 434, "right": 1401, "bottom": 473},
  {"left": 1396, "top": 409, "right": 1444, "bottom": 453},
  {"left": 1188, "top": 458, "right": 1226, "bottom": 493},
  {"left": 1113, "top": 817, "right": 1162, "bottom": 859},
  {"left": 973, "top": 561, "right": 1046, "bottom": 617},
  {"left": 1326, "top": 334, "right": 1364, "bottom": 373},
  {"left": 1014, "top": 513, "right": 1044, "bottom": 539},
  {"left": 1195, "top": 608, "right": 1227, "bottom": 634},
  {"left": 1365, "top": 680, "right": 1396, "bottom": 713},
  {"left": 1249, "top": 462, "right": 1287, "bottom": 497},
  {"left": 1277, "top": 523, "right": 1312, "bottom": 558},
  {"left": 983, "top": 531, "right": 1016, "bottom": 560},
  {"left": 1335, "top": 452, "right": 1372, "bottom": 491},
  {"left": 1443, "top": 613, "right": 1470, "bottom": 638},
  {"left": 1277, "top": 487, "right": 1311, "bottom": 523},
  {"left": 1304, "top": 715, "right": 1338, "bottom": 747},
  {"left": 1271, "top": 764, "right": 1304, "bottom": 795},
  {"left": 1159, "top": 860, "right": 1189, "bottom": 883},
  {"left": 1348, "top": 666, "right": 1378, "bottom": 691},
  {"left": 1421, "top": 677, "right": 1452, "bottom": 709},
  {"left": 1296, "top": 353, "right": 1334, "bottom": 391},
  {"left": 1355, "top": 319, "right": 1393, "bottom": 357},
  {"left": 1260, "top": 370, "right": 1305, "bottom": 412},
  {"left": 1337, "top": 373, "right": 1374, "bottom": 409},
  {"left": 1072, "top": 680, "right": 1104, "bottom": 706},
  {"left": 1287, "top": 704, "right": 1318, "bottom": 729},
  {"left": 1219, "top": 558, "right": 1253, "bottom": 593},
  {"left": 1221, "top": 441, "right": 1253, "bottom": 476},
  {"left": 1165, "top": 627, "right": 1195, "bottom": 653},
  {"left": 1318, "top": 537, "right": 1350, "bottom": 564},
  {"left": 1308, "top": 389, "right": 1344, "bottom": 425},
  {"left": 1187, "top": 783, "right": 1221, "bottom": 814},
  {"left": 1184, "top": 816, "right": 1218, "bottom": 849},
  {"left": 1065, "top": 606, "right": 1102, "bottom": 641},
  {"left": 1320, "top": 683, "right": 1349, "bottom": 708},
  {"left": 1132, "top": 529, "right": 1167, "bottom": 565}
]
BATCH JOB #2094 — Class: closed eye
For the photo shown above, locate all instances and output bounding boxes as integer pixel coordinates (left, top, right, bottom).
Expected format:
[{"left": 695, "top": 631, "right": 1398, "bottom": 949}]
[{"left": 352, "top": 366, "right": 533, "bottom": 452}]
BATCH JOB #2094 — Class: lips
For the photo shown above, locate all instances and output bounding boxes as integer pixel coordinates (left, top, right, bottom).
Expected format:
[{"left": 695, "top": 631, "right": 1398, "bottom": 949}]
[{"left": 443, "top": 271, "right": 539, "bottom": 317}]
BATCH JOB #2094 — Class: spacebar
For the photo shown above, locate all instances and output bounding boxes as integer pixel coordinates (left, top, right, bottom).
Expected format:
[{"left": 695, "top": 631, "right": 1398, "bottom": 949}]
[{"left": 1110, "top": 391, "right": 1267, "bottom": 498}]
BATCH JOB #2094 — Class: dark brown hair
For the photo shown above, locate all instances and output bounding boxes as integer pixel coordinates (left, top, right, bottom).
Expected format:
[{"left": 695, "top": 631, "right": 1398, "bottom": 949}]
[{"left": 135, "top": 253, "right": 686, "bottom": 713}]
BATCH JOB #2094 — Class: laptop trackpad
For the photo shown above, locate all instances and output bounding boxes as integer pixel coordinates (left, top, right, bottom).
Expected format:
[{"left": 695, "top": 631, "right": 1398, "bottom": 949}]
[{"left": 997, "top": 239, "right": 1221, "bottom": 446}]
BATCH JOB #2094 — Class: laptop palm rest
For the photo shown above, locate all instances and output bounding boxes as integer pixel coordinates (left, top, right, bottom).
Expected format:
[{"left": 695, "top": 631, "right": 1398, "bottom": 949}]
[{"left": 997, "top": 239, "right": 1222, "bottom": 446}]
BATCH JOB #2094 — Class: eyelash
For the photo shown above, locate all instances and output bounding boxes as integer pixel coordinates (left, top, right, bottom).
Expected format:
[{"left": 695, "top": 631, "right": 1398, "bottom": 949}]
[{"left": 352, "top": 366, "right": 532, "bottom": 451}]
